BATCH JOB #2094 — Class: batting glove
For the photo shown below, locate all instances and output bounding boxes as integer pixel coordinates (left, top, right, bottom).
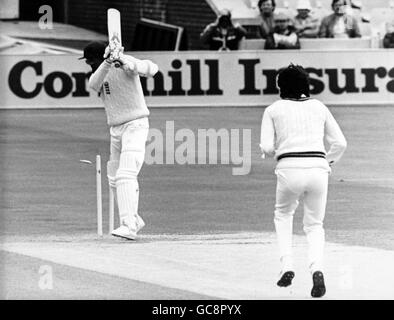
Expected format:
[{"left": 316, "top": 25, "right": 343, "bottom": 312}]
[
  {"left": 104, "top": 45, "right": 124, "bottom": 63},
  {"left": 103, "top": 45, "right": 114, "bottom": 64}
]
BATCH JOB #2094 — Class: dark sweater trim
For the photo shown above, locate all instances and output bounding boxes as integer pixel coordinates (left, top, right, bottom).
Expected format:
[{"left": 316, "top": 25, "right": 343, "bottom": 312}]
[{"left": 277, "top": 151, "right": 326, "bottom": 161}]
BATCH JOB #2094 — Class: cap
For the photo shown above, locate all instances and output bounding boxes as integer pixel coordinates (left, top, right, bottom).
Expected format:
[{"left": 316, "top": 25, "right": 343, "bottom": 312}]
[
  {"left": 296, "top": 0, "right": 312, "bottom": 10},
  {"left": 79, "top": 41, "right": 107, "bottom": 60}
]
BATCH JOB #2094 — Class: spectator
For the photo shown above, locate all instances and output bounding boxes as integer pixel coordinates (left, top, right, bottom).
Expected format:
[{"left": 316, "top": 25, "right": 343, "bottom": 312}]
[
  {"left": 265, "top": 12, "right": 300, "bottom": 49},
  {"left": 347, "top": 0, "right": 372, "bottom": 37},
  {"left": 294, "top": 0, "right": 319, "bottom": 38},
  {"left": 318, "top": 0, "right": 361, "bottom": 38},
  {"left": 258, "top": 0, "right": 277, "bottom": 39},
  {"left": 200, "top": 9, "right": 247, "bottom": 51},
  {"left": 383, "top": 19, "right": 394, "bottom": 48}
]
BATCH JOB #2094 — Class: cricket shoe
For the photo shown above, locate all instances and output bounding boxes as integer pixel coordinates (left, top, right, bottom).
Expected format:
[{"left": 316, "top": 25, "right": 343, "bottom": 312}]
[
  {"left": 111, "top": 225, "right": 137, "bottom": 240},
  {"left": 311, "top": 271, "right": 326, "bottom": 298},
  {"left": 277, "top": 271, "right": 295, "bottom": 287}
]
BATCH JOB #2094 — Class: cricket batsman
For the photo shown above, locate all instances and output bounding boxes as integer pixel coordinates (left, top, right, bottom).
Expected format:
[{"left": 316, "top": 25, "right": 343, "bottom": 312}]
[
  {"left": 80, "top": 41, "right": 158, "bottom": 240},
  {"left": 260, "top": 64, "right": 347, "bottom": 298}
]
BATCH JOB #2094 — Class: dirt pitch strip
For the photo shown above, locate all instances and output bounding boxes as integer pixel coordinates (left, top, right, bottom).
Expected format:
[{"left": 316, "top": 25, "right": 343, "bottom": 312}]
[{"left": 2, "top": 232, "right": 394, "bottom": 300}]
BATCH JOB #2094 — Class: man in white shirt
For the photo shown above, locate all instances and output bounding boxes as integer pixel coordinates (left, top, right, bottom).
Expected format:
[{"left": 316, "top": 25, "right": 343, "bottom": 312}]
[
  {"left": 293, "top": 0, "right": 320, "bottom": 38},
  {"left": 318, "top": 0, "right": 361, "bottom": 38},
  {"left": 260, "top": 64, "right": 347, "bottom": 298}
]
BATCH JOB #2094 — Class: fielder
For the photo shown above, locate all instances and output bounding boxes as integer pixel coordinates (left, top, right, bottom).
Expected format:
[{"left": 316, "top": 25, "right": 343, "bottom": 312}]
[
  {"left": 80, "top": 41, "right": 158, "bottom": 240},
  {"left": 260, "top": 64, "right": 347, "bottom": 298}
]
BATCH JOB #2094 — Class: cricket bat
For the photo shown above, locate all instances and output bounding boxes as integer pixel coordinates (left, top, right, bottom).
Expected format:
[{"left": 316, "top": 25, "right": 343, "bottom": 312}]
[{"left": 107, "top": 8, "right": 122, "bottom": 68}]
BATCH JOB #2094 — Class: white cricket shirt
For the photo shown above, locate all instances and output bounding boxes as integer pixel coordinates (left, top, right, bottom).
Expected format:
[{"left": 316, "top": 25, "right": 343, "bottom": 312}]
[{"left": 260, "top": 98, "right": 347, "bottom": 167}]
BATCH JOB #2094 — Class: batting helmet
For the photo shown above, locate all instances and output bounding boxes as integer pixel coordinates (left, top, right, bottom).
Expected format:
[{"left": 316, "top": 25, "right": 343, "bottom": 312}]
[{"left": 79, "top": 41, "right": 107, "bottom": 61}]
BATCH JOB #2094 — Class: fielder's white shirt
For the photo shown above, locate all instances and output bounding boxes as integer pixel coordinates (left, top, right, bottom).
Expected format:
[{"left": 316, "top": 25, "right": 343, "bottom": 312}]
[
  {"left": 89, "top": 54, "right": 158, "bottom": 126},
  {"left": 260, "top": 98, "right": 347, "bottom": 167}
]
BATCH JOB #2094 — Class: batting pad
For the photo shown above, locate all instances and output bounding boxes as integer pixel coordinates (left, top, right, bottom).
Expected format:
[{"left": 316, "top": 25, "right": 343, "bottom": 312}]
[
  {"left": 107, "top": 160, "right": 119, "bottom": 188},
  {"left": 116, "top": 150, "right": 144, "bottom": 182},
  {"left": 115, "top": 151, "right": 144, "bottom": 229}
]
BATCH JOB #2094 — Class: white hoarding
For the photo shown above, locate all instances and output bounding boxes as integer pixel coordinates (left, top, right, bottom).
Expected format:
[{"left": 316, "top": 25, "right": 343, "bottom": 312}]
[{"left": 1, "top": 50, "right": 394, "bottom": 109}]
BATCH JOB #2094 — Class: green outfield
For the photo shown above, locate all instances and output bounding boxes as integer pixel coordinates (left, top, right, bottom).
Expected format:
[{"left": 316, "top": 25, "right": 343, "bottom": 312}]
[{"left": 1, "top": 106, "right": 393, "bottom": 299}]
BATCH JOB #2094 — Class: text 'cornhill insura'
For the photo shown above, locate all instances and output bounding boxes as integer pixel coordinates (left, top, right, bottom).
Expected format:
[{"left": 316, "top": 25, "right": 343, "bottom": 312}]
[{"left": 8, "top": 60, "right": 394, "bottom": 99}]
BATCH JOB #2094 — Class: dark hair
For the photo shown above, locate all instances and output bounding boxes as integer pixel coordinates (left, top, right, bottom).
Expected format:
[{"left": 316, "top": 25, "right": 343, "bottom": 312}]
[
  {"left": 258, "top": 0, "right": 276, "bottom": 10},
  {"left": 277, "top": 64, "right": 310, "bottom": 99},
  {"left": 332, "top": 0, "right": 347, "bottom": 7}
]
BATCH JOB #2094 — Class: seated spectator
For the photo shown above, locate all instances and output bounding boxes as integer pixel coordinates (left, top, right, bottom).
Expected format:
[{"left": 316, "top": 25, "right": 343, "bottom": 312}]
[
  {"left": 383, "top": 19, "right": 394, "bottom": 48},
  {"left": 293, "top": 0, "right": 319, "bottom": 38},
  {"left": 258, "top": 0, "right": 277, "bottom": 39},
  {"left": 318, "top": 0, "right": 361, "bottom": 38},
  {"left": 200, "top": 9, "right": 247, "bottom": 51},
  {"left": 347, "top": 0, "right": 372, "bottom": 37},
  {"left": 265, "top": 12, "right": 300, "bottom": 49}
]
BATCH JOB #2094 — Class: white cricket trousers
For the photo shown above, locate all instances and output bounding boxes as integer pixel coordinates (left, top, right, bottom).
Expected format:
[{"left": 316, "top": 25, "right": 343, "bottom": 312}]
[
  {"left": 274, "top": 167, "right": 329, "bottom": 273},
  {"left": 109, "top": 117, "right": 149, "bottom": 230}
]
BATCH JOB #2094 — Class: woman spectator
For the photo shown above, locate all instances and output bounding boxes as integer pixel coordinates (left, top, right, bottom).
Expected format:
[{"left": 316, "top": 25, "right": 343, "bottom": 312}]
[
  {"left": 258, "top": 0, "right": 277, "bottom": 39},
  {"left": 318, "top": 0, "right": 361, "bottom": 38}
]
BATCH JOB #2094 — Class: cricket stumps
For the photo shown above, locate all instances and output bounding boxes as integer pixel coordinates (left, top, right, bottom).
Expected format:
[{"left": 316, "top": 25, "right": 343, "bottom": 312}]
[{"left": 95, "top": 154, "right": 115, "bottom": 236}]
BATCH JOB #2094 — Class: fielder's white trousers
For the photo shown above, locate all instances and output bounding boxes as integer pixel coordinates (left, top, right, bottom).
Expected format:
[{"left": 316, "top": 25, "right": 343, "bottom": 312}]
[
  {"left": 109, "top": 117, "right": 149, "bottom": 230},
  {"left": 274, "top": 166, "right": 329, "bottom": 274}
]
